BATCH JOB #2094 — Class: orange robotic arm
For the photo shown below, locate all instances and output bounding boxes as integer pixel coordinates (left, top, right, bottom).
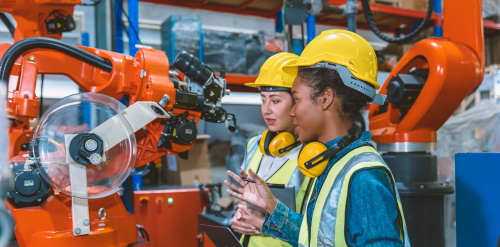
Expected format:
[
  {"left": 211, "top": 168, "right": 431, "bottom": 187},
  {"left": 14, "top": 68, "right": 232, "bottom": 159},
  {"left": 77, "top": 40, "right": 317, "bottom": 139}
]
[
  {"left": 368, "top": 0, "right": 484, "bottom": 151},
  {"left": 366, "top": 0, "right": 484, "bottom": 246},
  {"left": 0, "top": 0, "right": 79, "bottom": 42},
  {"left": 1, "top": 38, "right": 232, "bottom": 167},
  {"left": 1, "top": 37, "right": 233, "bottom": 246}
]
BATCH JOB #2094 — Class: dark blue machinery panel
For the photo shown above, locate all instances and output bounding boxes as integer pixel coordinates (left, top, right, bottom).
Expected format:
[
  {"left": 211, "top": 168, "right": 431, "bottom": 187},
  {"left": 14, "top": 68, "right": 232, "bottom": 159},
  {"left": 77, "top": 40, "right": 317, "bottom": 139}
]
[{"left": 456, "top": 153, "right": 500, "bottom": 247}]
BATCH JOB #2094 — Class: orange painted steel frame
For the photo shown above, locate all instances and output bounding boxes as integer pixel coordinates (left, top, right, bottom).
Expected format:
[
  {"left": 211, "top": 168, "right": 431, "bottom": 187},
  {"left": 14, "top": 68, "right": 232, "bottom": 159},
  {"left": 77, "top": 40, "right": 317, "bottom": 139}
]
[
  {"left": 0, "top": 32, "right": 205, "bottom": 247},
  {"left": 368, "top": 0, "right": 484, "bottom": 145},
  {"left": 0, "top": 0, "right": 80, "bottom": 42}
]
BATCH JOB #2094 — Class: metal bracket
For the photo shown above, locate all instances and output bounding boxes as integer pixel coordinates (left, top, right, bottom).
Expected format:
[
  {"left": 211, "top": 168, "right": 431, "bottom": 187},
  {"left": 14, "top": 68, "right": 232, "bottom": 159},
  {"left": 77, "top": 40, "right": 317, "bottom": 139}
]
[
  {"left": 90, "top": 102, "right": 169, "bottom": 151},
  {"left": 66, "top": 134, "right": 90, "bottom": 236},
  {"left": 63, "top": 101, "right": 170, "bottom": 236},
  {"left": 342, "top": 0, "right": 359, "bottom": 16}
]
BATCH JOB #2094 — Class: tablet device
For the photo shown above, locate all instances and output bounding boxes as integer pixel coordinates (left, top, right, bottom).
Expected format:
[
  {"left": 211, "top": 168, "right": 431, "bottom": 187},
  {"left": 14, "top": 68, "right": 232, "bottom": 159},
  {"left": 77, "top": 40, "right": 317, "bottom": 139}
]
[
  {"left": 270, "top": 185, "right": 296, "bottom": 212},
  {"left": 199, "top": 224, "right": 243, "bottom": 247}
]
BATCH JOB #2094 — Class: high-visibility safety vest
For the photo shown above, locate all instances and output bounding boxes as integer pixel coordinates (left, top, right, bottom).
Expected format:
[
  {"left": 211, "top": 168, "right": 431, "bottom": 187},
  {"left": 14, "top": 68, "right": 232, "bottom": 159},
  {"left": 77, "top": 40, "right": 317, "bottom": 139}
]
[
  {"left": 241, "top": 136, "right": 309, "bottom": 247},
  {"left": 298, "top": 145, "right": 410, "bottom": 247}
]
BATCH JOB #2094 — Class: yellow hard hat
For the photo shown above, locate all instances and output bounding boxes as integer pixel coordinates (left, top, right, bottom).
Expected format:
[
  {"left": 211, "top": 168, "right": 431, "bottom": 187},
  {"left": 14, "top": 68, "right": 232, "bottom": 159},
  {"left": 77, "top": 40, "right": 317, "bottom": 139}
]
[
  {"left": 285, "top": 29, "right": 379, "bottom": 90},
  {"left": 245, "top": 52, "right": 299, "bottom": 90}
]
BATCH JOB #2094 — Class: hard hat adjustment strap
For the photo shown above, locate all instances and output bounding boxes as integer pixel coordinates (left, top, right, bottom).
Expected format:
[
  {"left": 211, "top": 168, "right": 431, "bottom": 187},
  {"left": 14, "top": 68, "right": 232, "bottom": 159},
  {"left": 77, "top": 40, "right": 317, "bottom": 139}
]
[
  {"left": 305, "top": 62, "right": 386, "bottom": 105},
  {"left": 259, "top": 86, "right": 291, "bottom": 92}
]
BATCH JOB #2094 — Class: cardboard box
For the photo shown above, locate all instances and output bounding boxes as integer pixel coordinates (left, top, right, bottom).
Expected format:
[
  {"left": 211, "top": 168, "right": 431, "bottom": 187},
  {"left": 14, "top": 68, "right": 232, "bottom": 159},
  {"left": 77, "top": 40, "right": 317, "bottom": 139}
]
[
  {"left": 372, "top": 0, "right": 428, "bottom": 11},
  {"left": 371, "top": 0, "right": 398, "bottom": 7},
  {"left": 166, "top": 135, "right": 212, "bottom": 186},
  {"left": 397, "top": 0, "right": 428, "bottom": 12}
]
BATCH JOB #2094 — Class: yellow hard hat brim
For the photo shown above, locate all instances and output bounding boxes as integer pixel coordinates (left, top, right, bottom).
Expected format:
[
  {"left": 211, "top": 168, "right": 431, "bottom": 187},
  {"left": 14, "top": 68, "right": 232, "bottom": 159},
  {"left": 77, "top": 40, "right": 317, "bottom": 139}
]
[{"left": 244, "top": 82, "right": 260, "bottom": 88}]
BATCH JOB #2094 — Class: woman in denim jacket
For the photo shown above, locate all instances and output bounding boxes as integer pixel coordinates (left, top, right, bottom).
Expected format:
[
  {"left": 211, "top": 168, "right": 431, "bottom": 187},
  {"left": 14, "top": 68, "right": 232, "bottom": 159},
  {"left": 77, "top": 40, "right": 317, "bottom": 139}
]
[{"left": 225, "top": 29, "right": 410, "bottom": 247}]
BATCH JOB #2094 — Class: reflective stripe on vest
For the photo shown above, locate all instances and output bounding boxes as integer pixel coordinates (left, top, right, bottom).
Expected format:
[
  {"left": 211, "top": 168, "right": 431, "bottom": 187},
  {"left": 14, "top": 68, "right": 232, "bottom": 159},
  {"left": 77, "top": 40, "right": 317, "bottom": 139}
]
[
  {"left": 241, "top": 136, "right": 306, "bottom": 247},
  {"left": 247, "top": 149, "right": 297, "bottom": 185},
  {"left": 244, "top": 136, "right": 260, "bottom": 169},
  {"left": 298, "top": 146, "right": 409, "bottom": 247},
  {"left": 245, "top": 135, "right": 304, "bottom": 191}
]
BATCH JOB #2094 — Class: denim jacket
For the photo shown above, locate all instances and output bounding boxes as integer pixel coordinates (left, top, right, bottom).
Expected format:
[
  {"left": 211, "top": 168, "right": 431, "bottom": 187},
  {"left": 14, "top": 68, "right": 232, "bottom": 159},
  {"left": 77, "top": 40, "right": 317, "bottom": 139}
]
[{"left": 261, "top": 131, "right": 406, "bottom": 247}]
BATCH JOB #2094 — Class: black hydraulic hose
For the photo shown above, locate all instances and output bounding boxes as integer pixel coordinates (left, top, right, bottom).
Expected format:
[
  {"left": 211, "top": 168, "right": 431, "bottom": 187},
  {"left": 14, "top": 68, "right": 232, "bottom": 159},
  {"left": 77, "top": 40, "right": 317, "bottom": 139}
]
[
  {"left": 0, "top": 12, "right": 15, "bottom": 37},
  {"left": 0, "top": 37, "right": 113, "bottom": 87},
  {"left": 360, "top": 0, "right": 433, "bottom": 44}
]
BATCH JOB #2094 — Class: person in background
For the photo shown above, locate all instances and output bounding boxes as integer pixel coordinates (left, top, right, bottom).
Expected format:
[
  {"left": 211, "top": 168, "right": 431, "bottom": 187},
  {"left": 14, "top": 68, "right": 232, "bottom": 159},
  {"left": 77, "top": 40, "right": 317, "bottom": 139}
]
[
  {"left": 225, "top": 30, "right": 410, "bottom": 247},
  {"left": 231, "top": 52, "right": 310, "bottom": 247}
]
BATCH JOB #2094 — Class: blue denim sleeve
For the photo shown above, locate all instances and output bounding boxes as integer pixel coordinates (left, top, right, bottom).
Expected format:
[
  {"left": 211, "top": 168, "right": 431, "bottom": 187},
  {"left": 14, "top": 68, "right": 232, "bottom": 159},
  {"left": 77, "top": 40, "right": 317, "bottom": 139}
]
[
  {"left": 261, "top": 200, "right": 303, "bottom": 247},
  {"left": 347, "top": 169, "right": 404, "bottom": 247}
]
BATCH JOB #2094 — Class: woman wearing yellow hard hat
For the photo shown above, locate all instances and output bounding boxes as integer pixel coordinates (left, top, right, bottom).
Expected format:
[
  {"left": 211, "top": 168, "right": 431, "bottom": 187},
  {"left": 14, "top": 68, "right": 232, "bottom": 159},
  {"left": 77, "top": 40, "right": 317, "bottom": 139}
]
[
  {"left": 230, "top": 52, "right": 310, "bottom": 247},
  {"left": 226, "top": 30, "right": 410, "bottom": 247}
]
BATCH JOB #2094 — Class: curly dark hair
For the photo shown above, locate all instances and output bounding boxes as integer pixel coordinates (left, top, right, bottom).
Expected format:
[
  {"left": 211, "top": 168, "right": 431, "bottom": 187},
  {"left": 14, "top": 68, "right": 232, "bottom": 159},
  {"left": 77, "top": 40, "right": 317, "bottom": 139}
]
[{"left": 297, "top": 67, "right": 372, "bottom": 123}]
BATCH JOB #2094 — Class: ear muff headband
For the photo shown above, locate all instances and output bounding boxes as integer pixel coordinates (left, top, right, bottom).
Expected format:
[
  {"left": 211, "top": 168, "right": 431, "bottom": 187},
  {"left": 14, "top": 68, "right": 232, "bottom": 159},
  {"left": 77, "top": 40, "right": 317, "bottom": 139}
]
[
  {"left": 298, "top": 124, "right": 363, "bottom": 178},
  {"left": 259, "top": 130, "right": 300, "bottom": 158},
  {"left": 276, "top": 140, "right": 301, "bottom": 155},
  {"left": 305, "top": 143, "right": 344, "bottom": 169},
  {"left": 259, "top": 129, "right": 276, "bottom": 156}
]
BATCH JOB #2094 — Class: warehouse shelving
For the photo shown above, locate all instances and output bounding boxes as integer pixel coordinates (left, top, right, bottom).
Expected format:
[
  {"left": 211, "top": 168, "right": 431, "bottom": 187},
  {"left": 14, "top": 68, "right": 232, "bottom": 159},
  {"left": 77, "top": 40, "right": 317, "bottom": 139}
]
[
  {"left": 140, "top": 0, "right": 500, "bottom": 88},
  {"left": 141, "top": 0, "right": 500, "bottom": 34}
]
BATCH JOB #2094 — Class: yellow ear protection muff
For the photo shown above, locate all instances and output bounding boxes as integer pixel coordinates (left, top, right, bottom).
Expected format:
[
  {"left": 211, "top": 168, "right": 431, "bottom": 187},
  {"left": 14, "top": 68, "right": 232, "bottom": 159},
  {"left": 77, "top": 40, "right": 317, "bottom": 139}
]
[
  {"left": 298, "top": 123, "right": 363, "bottom": 178},
  {"left": 259, "top": 129, "right": 301, "bottom": 158}
]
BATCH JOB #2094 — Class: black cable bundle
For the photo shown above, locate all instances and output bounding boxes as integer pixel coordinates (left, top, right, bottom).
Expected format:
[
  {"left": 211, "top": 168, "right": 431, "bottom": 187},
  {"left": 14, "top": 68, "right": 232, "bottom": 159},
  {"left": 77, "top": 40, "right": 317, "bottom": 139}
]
[
  {"left": 0, "top": 37, "right": 113, "bottom": 87},
  {"left": 360, "top": 0, "right": 434, "bottom": 44}
]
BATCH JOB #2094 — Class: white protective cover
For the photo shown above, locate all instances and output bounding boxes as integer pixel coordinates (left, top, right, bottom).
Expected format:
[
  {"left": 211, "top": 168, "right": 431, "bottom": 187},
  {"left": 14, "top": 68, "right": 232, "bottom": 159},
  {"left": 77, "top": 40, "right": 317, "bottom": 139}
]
[{"left": 33, "top": 93, "right": 138, "bottom": 199}]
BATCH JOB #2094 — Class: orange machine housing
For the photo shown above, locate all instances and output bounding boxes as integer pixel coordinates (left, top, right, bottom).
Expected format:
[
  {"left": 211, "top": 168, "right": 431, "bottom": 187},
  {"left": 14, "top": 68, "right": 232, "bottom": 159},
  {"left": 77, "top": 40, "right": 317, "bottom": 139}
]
[
  {"left": 133, "top": 188, "right": 208, "bottom": 247},
  {"left": 0, "top": 0, "right": 80, "bottom": 41},
  {"left": 7, "top": 192, "right": 149, "bottom": 246}
]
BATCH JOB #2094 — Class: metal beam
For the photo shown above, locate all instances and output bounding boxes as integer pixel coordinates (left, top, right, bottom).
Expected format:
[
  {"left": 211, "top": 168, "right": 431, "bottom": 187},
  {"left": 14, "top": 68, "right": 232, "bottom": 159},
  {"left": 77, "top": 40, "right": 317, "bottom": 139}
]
[
  {"left": 143, "top": 1, "right": 276, "bottom": 18},
  {"left": 239, "top": 0, "right": 258, "bottom": 9}
]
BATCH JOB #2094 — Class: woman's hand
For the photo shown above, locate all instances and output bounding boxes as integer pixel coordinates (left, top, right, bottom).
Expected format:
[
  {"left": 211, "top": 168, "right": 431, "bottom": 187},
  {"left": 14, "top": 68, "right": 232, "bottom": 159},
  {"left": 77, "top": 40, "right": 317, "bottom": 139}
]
[
  {"left": 238, "top": 204, "right": 265, "bottom": 229},
  {"left": 230, "top": 204, "right": 262, "bottom": 235},
  {"left": 225, "top": 169, "right": 278, "bottom": 215}
]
